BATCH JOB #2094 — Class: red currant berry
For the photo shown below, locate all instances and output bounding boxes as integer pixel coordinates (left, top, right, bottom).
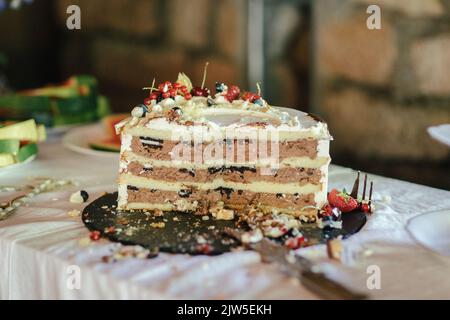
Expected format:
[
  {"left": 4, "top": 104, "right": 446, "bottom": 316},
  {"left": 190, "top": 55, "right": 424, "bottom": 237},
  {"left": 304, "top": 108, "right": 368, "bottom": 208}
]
[
  {"left": 169, "top": 88, "right": 177, "bottom": 97},
  {"left": 173, "top": 82, "right": 181, "bottom": 89},
  {"left": 150, "top": 92, "right": 159, "bottom": 100},
  {"left": 180, "top": 86, "right": 188, "bottom": 94},
  {"left": 184, "top": 93, "right": 192, "bottom": 100},
  {"left": 89, "top": 230, "right": 101, "bottom": 241},
  {"left": 361, "top": 203, "right": 371, "bottom": 213},
  {"left": 143, "top": 97, "right": 152, "bottom": 106},
  {"left": 158, "top": 83, "right": 165, "bottom": 92},
  {"left": 162, "top": 91, "right": 171, "bottom": 99}
]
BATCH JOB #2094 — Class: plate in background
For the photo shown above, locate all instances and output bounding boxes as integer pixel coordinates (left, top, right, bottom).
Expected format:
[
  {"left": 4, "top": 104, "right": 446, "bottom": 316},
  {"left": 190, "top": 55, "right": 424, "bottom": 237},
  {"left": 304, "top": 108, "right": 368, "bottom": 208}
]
[
  {"left": 406, "top": 209, "right": 450, "bottom": 256},
  {"left": 0, "top": 155, "right": 36, "bottom": 173},
  {"left": 62, "top": 123, "right": 118, "bottom": 158},
  {"left": 428, "top": 124, "right": 450, "bottom": 147},
  {"left": 46, "top": 124, "right": 81, "bottom": 136}
]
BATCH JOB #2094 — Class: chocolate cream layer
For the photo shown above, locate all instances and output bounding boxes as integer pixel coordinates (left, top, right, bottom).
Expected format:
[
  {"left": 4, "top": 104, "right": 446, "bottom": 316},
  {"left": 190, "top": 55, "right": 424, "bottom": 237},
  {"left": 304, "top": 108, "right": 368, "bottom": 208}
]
[
  {"left": 126, "top": 162, "right": 322, "bottom": 185},
  {"left": 126, "top": 186, "right": 316, "bottom": 210},
  {"left": 130, "top": 136, "right": 318, "bottom": 162}
]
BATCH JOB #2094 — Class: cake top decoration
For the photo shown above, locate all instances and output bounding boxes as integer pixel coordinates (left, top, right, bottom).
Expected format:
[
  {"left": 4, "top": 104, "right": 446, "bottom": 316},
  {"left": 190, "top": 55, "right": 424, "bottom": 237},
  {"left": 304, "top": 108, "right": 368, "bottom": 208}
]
[{"left": 116, "top": 65, "right": 332, "bottom": 141}]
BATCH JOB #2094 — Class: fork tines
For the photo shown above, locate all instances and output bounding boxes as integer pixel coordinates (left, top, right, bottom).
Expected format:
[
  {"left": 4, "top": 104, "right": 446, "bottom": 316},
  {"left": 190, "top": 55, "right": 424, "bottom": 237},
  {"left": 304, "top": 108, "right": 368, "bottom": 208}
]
[
  {"left": 350, "top": 171, "right": 360, "bottom": 199},
  {"left": 350, "top": 171, "right": 374, "bottom": 203}
]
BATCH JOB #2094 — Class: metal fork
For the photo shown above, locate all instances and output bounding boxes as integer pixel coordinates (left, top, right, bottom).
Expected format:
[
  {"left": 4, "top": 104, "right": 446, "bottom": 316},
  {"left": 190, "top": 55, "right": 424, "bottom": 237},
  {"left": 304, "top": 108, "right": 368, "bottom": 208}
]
[
  {"left": 224, "top": 228, "right": 368, "bottom": 300},
  {"left": 350, "top": 171, "right": 374, "bottom": 212}
]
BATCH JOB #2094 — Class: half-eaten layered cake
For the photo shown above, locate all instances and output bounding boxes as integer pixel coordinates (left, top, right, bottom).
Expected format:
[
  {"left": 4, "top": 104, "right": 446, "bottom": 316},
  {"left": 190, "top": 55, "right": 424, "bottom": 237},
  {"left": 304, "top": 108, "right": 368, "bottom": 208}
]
[{"left": 116, "top": 72, "right": 332, "bottom": 221}]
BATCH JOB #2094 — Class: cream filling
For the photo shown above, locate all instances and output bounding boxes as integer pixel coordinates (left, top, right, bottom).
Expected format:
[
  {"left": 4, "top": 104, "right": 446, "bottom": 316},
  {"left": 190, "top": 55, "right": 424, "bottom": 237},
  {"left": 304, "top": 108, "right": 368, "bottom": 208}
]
[
  {"left": 118, "top": 174, "right": 324, "bottom": 194},
  {"left": 117, "top": 183, "right": 128, "bottom": 209},
  {"left": 121, "top": 151, "right": 331, "bottom": 169}
]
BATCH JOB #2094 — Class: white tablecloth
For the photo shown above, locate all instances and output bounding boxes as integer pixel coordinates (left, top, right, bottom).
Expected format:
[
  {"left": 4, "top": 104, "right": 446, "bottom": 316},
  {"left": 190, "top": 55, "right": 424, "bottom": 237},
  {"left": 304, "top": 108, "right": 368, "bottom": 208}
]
[{"left": 1, "top": 137, "right": 450, "bottom": 299}]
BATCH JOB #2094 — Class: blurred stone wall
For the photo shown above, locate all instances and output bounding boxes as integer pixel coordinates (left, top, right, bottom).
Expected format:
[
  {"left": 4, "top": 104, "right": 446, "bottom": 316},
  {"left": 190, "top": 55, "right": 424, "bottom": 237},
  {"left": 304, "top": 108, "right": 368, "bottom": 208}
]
[
  {"left": 314, "top": 0, "right": 450, "bottom": 164},
  {"left": 53, "top": 0, "right": 247, "bottom": 111}
]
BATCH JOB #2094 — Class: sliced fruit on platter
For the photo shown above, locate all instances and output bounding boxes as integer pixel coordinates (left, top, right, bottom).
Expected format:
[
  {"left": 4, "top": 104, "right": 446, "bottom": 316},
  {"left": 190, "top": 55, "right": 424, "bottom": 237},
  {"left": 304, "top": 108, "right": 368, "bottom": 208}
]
[
  {"left": 0, "top": 119, "right": 39, "bottom": 141},
  {"left": 88, "top": 114, "right": 128, "bottom": 152},
  {"left": 90, "top": 138, "right": 121, "bottom": 153},
  {"left": 17, "top": 143, "right": 38, "bottom": 162},
  {"left": 0, "top": 154, "right": 15, "bottom": 168},
  {"left": 0, "top": 120, "right": 45, "bottom": 169},
  {"left": 103, "top": 113, "right": 129, "bottom": 144},
  {"left": 0, "top": 75, "right": 110, "bottom": 127},
  {"left": 0, "top": 139, "right": 20, "bottom": 154},
  {"left": 37, "top": 124, "right": 46, "bottom": 142},
  {"left": 20, "top": 75, "right": 98, "bottom": 98}
]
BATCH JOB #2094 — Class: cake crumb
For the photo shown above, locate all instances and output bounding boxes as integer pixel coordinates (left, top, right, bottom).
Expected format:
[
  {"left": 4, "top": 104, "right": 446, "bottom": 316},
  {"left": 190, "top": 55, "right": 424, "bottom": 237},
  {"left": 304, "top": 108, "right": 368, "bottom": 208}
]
[
  {"left": 150, "top": 222, "right": 166, "bottom": 229},
  {"left": 153, "top": 209, "right": 164, "bottom": 217},
  {"left": 69, "top": 190, "right": 89, "bottom": 204},
  {"left": 67, "top": 209, "right": 81, "bottom": 217},
  {"left": 327, "top": 239, "right": 343, "bottom": 260},
  {"left": 209, "top": 202, "right": 234, "bottom": 220},
  {"left": 212, "top": 208, "right": 234, "bottom": 221},
  {"left": 241, "top": 228, "right": 263, "bottom": 244},
  {"left": 78, "top": 237, "right": 92, "bottom": 247}
]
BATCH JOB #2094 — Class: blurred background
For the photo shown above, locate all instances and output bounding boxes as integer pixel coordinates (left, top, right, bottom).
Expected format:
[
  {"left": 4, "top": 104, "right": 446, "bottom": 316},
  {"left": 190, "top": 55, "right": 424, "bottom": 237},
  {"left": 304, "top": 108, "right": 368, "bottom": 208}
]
[{"left": 1, "top": 0, "right": 449, "bottom": 189}]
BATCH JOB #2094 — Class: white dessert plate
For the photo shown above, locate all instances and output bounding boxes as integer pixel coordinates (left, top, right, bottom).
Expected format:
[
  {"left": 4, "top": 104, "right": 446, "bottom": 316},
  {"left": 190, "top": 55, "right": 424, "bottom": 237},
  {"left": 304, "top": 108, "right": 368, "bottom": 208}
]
[
  {"left": 46, "top": 123, "right": 81, "bottom": 136},
  {"left": 406, "top": 209, "right": 450, "bottom": 256},
  {"left": 62, "top": 123, "right": 118, "bottom": 158},
  {"left": 0, "top": 155, "right": 36, "bottom": 173},
  {"left": 428, "top": 124, "right": 450, "bottom": 147}
]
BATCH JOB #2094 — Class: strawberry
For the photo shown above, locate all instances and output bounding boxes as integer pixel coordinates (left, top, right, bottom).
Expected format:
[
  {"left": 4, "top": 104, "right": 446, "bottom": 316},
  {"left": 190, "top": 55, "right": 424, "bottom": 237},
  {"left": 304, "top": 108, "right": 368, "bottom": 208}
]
[{"left": 327, "top": 188, "right": 358, "bottom": 213}]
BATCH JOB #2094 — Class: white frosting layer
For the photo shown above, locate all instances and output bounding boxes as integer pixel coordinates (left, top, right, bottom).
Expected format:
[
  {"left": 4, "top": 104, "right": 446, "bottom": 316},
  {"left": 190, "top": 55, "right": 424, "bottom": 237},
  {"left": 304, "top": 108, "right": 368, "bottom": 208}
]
[
  {"left": 120, "top": 113, "right": 331, "bottom": 142},
  {"left": 116, "top": 94, "right": 332, "bottom": 142}
]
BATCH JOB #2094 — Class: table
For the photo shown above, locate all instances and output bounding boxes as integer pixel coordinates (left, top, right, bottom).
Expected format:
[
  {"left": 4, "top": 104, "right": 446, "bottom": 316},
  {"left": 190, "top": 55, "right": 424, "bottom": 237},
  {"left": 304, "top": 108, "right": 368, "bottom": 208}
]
[{"left": 1, "top": 137, "right": 450, "bottom": 299}]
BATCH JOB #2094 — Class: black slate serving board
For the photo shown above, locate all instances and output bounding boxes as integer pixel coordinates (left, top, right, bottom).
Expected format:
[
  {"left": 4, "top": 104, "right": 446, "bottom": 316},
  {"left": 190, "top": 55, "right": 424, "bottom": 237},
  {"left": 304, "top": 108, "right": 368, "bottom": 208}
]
[{"left": 82, "top": 192, "right": 367, "bottom": 255}]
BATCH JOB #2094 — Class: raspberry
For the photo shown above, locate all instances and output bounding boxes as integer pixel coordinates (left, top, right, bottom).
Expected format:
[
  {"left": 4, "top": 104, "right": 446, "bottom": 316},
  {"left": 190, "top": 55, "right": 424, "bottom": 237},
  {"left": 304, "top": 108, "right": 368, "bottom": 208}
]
[{"left": 225, "top": 85, "right": 240, "bottom": 102}]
